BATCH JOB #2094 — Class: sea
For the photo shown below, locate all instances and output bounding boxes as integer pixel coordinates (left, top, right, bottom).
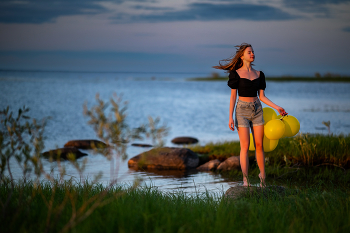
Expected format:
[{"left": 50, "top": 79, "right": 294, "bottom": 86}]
[{"left": 1, "top": 70, "right": 350, "bottom": 194}]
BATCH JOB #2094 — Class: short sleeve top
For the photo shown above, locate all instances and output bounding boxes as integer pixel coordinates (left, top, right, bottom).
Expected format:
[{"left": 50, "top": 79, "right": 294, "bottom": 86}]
[{"left": 227, "top": 70, "right": 266, "bottom": 97}]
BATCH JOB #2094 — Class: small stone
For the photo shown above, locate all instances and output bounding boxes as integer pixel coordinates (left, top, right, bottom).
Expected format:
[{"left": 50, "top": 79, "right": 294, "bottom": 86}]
[
  {"left": 42, "top": 147, "right": 87, "bottom": 160},
  {"left": 171, "top": 137, "right": 199, "bottom": 145},
  {"left": 64, "top": 140, "right": 107, "bottom": 149},
  {"left": 217, "top": 156, "right": 240, "bottom": 170},
  {"left": 131, "top": 143, "right": 153, "bottom": 147},
  {"left": 197, "top": 159, "right": 221, "bottom": 171}
]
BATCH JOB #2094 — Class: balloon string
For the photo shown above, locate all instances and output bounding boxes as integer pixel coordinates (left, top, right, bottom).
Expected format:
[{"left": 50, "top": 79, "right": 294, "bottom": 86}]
[{"left": 280, "top": 114, "right": 288, "bottom": 120}]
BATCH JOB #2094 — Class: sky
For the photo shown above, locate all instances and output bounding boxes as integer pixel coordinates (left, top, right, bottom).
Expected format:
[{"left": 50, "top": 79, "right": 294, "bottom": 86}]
[{"left": 0, "top": 0, "right": 350, "bottom": 76}]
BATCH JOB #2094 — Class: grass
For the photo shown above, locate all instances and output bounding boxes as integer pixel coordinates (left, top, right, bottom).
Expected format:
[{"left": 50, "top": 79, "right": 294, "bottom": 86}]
[
  {"left": 2, "top": 105, "right": 350, "bottom": 232},
  {"left": 189, "top": 133, "right": 350, "bottom": 169},
  {"left": 1, "top": 178, "right": 350, "bottom": 233}
]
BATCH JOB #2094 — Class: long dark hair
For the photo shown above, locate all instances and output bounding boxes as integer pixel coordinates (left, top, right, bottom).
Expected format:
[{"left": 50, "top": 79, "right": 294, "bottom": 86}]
[{"left": 213, "top": 43, "right": 253, "bottom": 72}]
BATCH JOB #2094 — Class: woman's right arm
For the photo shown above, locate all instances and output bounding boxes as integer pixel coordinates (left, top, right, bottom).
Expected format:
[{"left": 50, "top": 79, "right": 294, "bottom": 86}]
[{"left": 229, "top": 89, "right": 237, "bottom": 131}]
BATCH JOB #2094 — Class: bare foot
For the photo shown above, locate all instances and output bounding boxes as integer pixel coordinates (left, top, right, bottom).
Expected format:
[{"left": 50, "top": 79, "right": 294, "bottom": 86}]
[{"left": 259, "top": 173, "right": 266, "bottom": 188}]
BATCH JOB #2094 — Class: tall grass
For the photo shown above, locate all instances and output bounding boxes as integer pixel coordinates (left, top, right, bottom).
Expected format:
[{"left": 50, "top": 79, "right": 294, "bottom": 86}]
[
  {"left": 190, "top": 133, "right": 350, "bottom": 168},
  {"left": 1, "top": 180, "right": 349, "bottom": 233}
]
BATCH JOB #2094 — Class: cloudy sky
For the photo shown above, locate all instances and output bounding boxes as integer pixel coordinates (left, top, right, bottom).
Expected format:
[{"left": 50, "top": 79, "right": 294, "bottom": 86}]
[{"left": 0, "top": 0, "right": 350, "bottom": 76}]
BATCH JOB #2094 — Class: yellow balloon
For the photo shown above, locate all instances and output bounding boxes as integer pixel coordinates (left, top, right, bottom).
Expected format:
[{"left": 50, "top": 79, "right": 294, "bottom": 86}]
[
  {"left": 263, "top": 136, "right": 279, "bottom": 152},
  {"left": 249, "top": 133, "right": 255, "bottom": 151},
  {"left": 264, "top": 119, "right": 286, "bottom": 140},
  {"left": 275, "top": 115, "right": 286, "bottom": 138},
  {"left": 263, "top": 107, "right": 277, "bottom": 125},
  {"left": 281, "top": 115, "right": 300, "bottom": 137},
  {"left": 249, "top": 133, "right": 279, "bottom": 152}
]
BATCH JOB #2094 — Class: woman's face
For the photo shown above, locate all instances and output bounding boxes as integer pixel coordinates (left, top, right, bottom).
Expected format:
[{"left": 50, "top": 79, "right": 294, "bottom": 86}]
[{"left": 241, "top": 47, "right": 255, "bottom": 62}]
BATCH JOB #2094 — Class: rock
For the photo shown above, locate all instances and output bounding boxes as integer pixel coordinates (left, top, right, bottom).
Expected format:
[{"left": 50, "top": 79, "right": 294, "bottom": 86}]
[
  {"left": 171, "top": 137, "right": 199, "bottom": 145},
  {"left": 42, "top": 147, "right": 87, "bottom": 160},
  {"left": 128, "top": 147, "right": 199, "bottom": 170},
  {"left": 217, "top": 156, "right": 240, "bottom": 171},
  {"left": 197, "top": 159, "right": 221, "bottom": 171},
  {"left": 131, "top": 143, "right": 153, "bottom": 148},
  {"left": 224, "top": 185, "right": 287, "bottom": 200},
  {"left": 64, "top": 139, "right": 107, "bottom": 149}
]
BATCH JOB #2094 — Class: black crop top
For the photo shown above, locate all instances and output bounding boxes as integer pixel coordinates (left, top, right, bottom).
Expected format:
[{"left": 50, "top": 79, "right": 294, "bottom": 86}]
[{"left": 227, "top": 70, "right": 266, "bottom": 97}]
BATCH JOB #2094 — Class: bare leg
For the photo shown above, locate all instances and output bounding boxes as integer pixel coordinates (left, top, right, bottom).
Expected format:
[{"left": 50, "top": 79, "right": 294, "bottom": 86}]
[
  {"left": 237, "top": 126, "right": 250, "bottom": 186},
  {"left": 251, "top": 125, "right": 266, "bottom": 187}
]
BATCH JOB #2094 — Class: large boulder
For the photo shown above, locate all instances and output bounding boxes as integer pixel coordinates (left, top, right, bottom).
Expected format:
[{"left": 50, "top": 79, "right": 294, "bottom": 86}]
[
  {"left": 217, "top": 156, "right": 240, "bottom": 171},
  {"left": 224, "top": 185, "right": 288, "bottom": 200},
  {"left": 128, "top": 147, "right": 199, "bottom": 170},
  {"left": 197, "top": 159, "right": 221, "bottom": 171},
  {"left": 171, "top": 137, "right": 199, "bottom": 145},
  {"left": 42, "top": 147, "right": 87, "bottom": 160},
  {"left": 64, "top": 139, "right": 107, "bottom": 149}
]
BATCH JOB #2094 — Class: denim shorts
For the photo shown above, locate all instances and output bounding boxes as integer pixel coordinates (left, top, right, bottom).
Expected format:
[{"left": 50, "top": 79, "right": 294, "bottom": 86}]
[{"left": 235, "top": 99, "right": 264, "bottom": 128}]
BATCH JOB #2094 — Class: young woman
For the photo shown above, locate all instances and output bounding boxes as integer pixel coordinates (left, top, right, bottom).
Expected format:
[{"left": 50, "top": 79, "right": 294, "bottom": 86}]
[{"left": 214, "top": 43, "right": 287, "bottom": 187}]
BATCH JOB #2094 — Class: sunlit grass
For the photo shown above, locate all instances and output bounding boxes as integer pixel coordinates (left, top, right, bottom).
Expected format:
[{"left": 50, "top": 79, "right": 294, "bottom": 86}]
[{"left": 190, "top": 134, "right": 350, "bottom": 169}]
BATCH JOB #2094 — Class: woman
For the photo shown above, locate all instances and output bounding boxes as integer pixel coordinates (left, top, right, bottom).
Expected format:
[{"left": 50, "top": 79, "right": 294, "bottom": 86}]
[{"left": 214, "top": 43, "right": 287, "bottom": 187}]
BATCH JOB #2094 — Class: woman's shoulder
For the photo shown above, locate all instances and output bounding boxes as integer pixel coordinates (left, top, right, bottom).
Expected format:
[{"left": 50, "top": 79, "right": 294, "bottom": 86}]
[
  {"left": 259, "top": 70, "right": 265, "bottom": 78},
  {"left": 228, "top": 69, "right": 238, "bottom": 79}
]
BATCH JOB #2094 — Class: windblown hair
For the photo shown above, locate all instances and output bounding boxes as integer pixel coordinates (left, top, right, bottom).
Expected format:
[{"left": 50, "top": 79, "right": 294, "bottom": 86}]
[{"left": 213, "top": 43, "right": 253, "bottom": 72}]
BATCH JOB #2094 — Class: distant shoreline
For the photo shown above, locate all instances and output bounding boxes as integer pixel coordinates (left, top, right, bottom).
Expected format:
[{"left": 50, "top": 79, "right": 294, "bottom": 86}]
[{"left": 188, "top": 76, "right": 350, "bottom": 82}]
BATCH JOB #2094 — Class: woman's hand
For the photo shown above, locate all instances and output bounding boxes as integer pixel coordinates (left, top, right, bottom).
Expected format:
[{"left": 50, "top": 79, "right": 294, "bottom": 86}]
[
  {"left": 229, "top": 118, "right": 235, "bottom": 131},
  {"left": 277, "top": 107, "right": 288, "bottom": 116}
]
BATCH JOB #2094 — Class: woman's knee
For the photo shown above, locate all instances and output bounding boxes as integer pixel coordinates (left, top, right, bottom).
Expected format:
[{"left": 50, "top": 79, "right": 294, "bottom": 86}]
[
  {"left": 240, "top": 143, "right": 250, "bottom": 151},
  {"left": 255, "top": 142, "right": 263, "bottom": 150}
]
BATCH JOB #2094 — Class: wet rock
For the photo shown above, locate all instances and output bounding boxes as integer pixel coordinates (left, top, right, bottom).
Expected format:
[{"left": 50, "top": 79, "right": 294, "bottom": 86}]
[
  {"left": 42, "top": 147, "right": 87, "bottom": 160},
  {"left": 128, "top": 147, "right": 199, "bottom": 170},
  {"left": 217, "top": 156, "right": 240, "bottom": 171},
  {"left": 197, "top": 159, "right": 221, "bottom": 171},
  {"left": 64, "top": 139, "right": 107, "bottom": 149},
  {"left": 131, "top": 143, "right": 153, "bottom": 148},
  {"left": 171, "top": 137, "right": 199, "bottom": 145},
  {"left": 224, "top": 185, "right": 287, "bottom": 200}
]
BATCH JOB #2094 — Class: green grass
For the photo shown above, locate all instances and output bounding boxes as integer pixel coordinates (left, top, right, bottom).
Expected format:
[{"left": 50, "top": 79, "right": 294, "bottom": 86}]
[
  {"left": 187, "top": 76, "right": 350, "bottom": 82},
  {"left": 190, "top": 134, "right": 350, "bottom": 169},
  {"left": 1, "top": 178, "right": 350, "bottom": 233}
]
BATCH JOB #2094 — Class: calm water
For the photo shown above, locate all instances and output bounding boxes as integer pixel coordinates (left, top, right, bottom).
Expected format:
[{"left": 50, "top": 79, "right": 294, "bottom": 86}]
[{"left": 1, "top": 71, "right": 350, "bottom": 194}]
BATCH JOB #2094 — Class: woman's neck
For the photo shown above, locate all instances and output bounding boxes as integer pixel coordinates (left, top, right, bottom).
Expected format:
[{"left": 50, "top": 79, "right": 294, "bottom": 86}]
[{"left": 240, "top": 62, "right": 253, "bottom": 72}]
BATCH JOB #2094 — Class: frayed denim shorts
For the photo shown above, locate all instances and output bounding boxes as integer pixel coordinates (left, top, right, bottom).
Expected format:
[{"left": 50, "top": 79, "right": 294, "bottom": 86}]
[{"left": 235, "top": 99, "right": 264, "bottom": 128}]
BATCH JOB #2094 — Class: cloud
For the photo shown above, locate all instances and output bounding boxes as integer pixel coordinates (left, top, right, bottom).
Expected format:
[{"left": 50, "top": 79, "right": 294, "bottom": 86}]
[
  {"left": 0, "top": 1, "right": 298, "bottom": 24},
  {"left": 121, "top": 3, "right": 297, "bottom": 22},
  {"left": 343, "top": 26, "right": 350, "bottom": 32},
  {"left": 0, "top": 0, "right": 113, "bottom": 24},
  {"left": 282, "top": 0, "right": 350, "bottom": 16}
]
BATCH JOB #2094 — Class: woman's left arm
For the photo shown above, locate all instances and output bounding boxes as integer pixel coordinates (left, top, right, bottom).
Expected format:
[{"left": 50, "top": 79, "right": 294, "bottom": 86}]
[{"left": 259, "top": 90, "right": 287, "bottom": 116}]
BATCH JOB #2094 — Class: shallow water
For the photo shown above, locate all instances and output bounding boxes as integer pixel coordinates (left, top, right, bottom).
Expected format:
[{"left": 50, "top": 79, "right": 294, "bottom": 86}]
[{"left": 1, "top": 71, "right": 350, "bottom": 194}]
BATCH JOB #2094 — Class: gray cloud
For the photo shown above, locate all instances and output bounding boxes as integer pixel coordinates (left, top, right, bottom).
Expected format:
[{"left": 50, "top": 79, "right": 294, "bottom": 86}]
[
  {"left": 121, "top": 3, "right": 297, "bottom": 22},
  {"left": 3, "top": 0, "right": 347, "bottom": 25},
  {"left": 0, "top": 1, "right": 298, "bottom": 24},
  {"left": 343, "top": 26, "right": 350, "bottom": 32},
  {"left": 0, "top": 0, "right": 117, "bottom": 24},
  {"left": 282, "top": 0, "right": 350, "bottom": 16}
]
